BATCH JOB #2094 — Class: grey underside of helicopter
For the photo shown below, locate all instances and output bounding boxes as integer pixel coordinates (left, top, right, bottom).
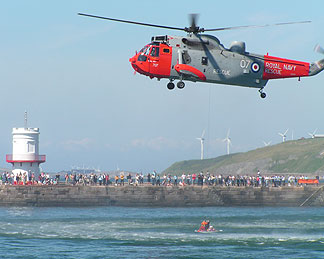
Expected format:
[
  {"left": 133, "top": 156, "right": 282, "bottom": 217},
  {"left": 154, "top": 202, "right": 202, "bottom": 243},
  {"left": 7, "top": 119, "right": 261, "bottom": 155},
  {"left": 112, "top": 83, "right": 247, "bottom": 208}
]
[
  {"left": 168, "top": 34, "right": 268, "bottom": 89},
  {"left": 170, "top": 50, "right": 268, "bottom": 89}
]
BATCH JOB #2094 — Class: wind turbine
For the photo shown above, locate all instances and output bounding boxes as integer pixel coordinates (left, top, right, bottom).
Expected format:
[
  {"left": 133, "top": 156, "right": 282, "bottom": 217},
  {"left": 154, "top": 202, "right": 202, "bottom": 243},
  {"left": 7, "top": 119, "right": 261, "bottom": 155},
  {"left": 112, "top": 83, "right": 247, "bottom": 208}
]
[
  {"left": 278, "top": 129, "right": 289, "bottom": 142},
  {"left": 263, "top": 141, "right": 272, "bottom": 147},
  {"left": 223, "top": 129, "right": 232, "bottom": 155},
  {"left": 196, "top": 130, "right": 205, "bottom": 160},
  {"left": 308, "top": 129, "right": 317, "bottom": 139}
]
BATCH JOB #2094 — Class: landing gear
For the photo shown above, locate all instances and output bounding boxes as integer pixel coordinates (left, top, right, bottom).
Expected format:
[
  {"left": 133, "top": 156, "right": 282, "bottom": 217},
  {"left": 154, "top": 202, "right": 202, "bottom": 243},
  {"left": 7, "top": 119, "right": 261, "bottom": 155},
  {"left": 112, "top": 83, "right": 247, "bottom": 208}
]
[
  {"left": 259, "top": 88, "right": 266, "bottom": 99},
  {"left": 167, "top": 79, "right": 185, "bottom": 90},
  {"left": 167, "top": 82, "right": 175, "bottom": 90},
  {"left": 177, "top": 81, "right": 185, "bottom": 89}
]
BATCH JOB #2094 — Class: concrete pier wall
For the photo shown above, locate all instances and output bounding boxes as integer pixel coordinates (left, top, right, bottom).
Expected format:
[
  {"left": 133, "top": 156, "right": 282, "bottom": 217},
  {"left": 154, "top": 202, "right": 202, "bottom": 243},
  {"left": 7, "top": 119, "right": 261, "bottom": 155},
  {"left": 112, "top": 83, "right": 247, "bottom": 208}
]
[{"left": 0, "top": 185, "right": 323, "bottom": 207}]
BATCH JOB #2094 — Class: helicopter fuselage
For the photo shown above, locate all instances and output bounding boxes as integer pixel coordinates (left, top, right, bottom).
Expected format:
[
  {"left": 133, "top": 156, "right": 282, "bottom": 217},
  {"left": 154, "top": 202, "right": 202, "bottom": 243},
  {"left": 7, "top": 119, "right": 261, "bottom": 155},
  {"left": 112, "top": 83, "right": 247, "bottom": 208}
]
[{"left": 129, "top": 34, "right": 322, "bottom": 97}]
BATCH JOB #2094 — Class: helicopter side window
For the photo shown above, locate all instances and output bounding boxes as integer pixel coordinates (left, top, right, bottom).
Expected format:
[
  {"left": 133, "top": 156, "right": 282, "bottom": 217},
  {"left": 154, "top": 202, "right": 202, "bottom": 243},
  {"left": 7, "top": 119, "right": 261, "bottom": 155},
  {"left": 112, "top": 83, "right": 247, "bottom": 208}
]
[
  {"left": 201, "top": 57, "right": 208, "bottom": 65},
  {"left": 150, "top": 47, "right": 160, "bottom": 57},
  {"left": 163, "top": 48, "right": 170, "bottom": 53}
]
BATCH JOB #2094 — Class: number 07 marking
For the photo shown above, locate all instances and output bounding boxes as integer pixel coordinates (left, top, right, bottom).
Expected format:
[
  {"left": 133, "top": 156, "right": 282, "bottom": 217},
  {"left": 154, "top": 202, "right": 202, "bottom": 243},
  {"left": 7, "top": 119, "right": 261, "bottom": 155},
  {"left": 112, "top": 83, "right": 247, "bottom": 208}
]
[{"left": 240, "top": 60, "right": 250, "bottom": 69}]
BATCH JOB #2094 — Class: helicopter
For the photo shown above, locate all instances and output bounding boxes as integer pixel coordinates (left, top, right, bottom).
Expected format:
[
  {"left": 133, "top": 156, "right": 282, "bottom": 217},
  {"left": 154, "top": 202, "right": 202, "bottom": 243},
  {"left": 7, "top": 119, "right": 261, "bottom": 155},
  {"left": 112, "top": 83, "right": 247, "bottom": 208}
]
[{"left": 78, "top": 13, "right": 324, "bottom": 98}]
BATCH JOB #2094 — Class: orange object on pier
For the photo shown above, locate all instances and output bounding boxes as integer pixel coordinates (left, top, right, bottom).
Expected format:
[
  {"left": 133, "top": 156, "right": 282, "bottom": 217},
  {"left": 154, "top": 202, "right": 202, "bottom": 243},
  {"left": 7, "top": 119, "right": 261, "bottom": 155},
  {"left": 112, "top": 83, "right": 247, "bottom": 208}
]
[{"left": 298, "top": 179, "right": 319, "bottom": 184}]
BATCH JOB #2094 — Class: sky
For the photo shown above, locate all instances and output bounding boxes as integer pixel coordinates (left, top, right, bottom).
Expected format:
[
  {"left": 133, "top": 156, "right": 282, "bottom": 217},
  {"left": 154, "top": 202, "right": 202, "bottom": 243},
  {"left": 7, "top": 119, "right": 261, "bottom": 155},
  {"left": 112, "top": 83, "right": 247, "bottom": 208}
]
[{"left": 0, "top": 0, "right": 324, "bottom": 173}]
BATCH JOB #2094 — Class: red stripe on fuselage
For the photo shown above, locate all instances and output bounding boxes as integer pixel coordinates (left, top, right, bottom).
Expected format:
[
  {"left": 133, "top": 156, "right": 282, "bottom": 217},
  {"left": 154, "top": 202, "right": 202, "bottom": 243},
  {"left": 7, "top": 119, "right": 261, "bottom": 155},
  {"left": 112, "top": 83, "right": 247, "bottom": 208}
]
[
  {"left": 175, "top": 64, "right": 206, "bottom": 81},
  {"left": 263, "top": 55, "right": 309, "bottom": 80}
]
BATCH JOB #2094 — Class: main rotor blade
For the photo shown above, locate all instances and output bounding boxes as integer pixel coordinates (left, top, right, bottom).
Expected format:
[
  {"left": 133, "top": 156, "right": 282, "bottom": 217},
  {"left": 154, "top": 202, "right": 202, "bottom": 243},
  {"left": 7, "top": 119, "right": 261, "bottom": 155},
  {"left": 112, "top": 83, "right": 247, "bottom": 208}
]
[
  {"left": 204, "top": 20, "right": 311, "bottom": 32},
  {"left": 78, "top": 13, "right": 185, "bottom": 31}
]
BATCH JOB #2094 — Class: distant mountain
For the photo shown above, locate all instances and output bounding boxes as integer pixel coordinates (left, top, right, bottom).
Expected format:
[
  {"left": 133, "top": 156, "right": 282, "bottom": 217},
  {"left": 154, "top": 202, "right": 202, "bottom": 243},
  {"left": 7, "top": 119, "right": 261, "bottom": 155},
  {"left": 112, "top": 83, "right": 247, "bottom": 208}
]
[{"left": 163, "top": 138, "right": 324, "bottom": 176}]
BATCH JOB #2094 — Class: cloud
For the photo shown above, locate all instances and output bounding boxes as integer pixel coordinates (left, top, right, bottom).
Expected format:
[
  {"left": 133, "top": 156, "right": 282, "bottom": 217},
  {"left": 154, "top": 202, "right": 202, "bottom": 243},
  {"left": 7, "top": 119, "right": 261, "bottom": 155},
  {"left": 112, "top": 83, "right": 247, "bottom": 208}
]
[
  {"left": 61, "top": 137, "right": 95, "bottom": 150},
  {"left": 40, "top": 140, "right": 53, "bottom": 148},
  {"left": 130, "top": 136, "right": 185, "bottom": 151}
]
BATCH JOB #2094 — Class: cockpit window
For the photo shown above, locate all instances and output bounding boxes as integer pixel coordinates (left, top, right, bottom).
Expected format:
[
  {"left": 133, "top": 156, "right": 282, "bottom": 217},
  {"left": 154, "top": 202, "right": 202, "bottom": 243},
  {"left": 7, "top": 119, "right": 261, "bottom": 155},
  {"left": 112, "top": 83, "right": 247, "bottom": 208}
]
[
  {"left": 150, "top": 47, "right": 159, "bottom": 57},
  {"left": 143, "top": 46, "right": 151, "bottom": 56},
  {"left": 140, "top": 45, "right": 148, "bottom": 53},
  {"left": 138, "top": 55, "right": 147, "bottom": 61}
]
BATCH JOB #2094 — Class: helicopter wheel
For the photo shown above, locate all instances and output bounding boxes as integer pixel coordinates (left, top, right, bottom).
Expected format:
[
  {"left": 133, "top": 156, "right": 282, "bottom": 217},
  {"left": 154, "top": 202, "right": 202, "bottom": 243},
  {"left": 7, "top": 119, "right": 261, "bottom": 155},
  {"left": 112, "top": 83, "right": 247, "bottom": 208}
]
[
  {"left": 259, "top": 88, "right": 266, "bottom": 99},
  {"left": 167, "top": 82, "right": 175, "bottom": 90},
  {"left": 177, "top": 81, "right": 185, "bottom": 89}
]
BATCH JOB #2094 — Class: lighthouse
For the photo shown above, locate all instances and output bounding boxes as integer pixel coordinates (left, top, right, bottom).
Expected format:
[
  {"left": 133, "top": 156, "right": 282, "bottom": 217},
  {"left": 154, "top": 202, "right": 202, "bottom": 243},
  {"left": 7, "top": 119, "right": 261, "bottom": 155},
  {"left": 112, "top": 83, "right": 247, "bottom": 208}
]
[{"left": 6, "top": 113, "right": 46, "bottom": 182}]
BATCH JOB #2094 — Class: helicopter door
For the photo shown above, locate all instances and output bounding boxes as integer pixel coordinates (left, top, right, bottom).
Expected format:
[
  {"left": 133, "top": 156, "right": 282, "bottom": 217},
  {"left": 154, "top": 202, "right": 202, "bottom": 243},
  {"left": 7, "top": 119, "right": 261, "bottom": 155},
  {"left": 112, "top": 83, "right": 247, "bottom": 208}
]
[
  {"left": 149, "top": 46, "right": 172, "bottom": 77},
  {"left": 149, "top": 46, "right": 160, "bottom": 75}
]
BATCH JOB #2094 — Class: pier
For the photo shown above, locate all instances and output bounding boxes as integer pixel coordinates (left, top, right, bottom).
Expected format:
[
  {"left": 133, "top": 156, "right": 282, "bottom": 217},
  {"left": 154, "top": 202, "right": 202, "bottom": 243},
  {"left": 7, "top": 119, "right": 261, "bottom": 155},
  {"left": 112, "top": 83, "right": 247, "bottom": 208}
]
[{"left": 0, "top": 185, "right": 324, "bottom": 207}]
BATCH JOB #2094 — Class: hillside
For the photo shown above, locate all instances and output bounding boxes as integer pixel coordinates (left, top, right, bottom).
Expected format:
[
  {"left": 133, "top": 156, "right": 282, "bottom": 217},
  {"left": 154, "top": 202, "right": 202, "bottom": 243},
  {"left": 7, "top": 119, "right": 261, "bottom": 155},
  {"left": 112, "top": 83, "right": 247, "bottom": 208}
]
[{"left": 163, "top": 138, "right": 324, "bottom": 176}]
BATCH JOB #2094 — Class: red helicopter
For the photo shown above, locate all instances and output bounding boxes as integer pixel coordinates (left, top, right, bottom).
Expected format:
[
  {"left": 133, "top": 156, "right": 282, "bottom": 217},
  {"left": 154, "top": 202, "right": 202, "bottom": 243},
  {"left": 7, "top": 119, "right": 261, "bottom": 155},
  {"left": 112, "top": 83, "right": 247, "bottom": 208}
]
[{"left": 78, "top": 13, "right": 324, "bottom": 98}]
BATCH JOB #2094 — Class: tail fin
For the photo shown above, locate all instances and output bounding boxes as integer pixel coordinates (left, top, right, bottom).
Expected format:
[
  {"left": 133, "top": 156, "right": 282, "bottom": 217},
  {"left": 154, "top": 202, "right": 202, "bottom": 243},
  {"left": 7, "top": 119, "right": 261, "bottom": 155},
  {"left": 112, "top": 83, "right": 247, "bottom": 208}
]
[{"left": 309, "top": 44, "right": 324, "bottom": 76}]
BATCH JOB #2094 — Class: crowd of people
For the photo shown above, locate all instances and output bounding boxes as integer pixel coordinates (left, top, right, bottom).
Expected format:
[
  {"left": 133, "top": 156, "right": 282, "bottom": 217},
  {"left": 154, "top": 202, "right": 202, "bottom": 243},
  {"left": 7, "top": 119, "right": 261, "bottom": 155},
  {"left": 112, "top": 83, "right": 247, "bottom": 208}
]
[
  {"left": 61, "top": 170, "right": 319, "bottom": 187},
  {"left": 0, "top": 171, "right": 60, "bottom": 185},
  {"left": 0, "top": 170, "right": 320, "bottom": 187}
]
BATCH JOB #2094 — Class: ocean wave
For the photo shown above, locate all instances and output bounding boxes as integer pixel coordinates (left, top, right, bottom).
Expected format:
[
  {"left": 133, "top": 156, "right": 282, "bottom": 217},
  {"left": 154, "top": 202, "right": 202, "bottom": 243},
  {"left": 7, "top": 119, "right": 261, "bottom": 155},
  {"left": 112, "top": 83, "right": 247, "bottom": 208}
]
[{"left": 1, "top": 207, "right": 324, "bottom": 258}]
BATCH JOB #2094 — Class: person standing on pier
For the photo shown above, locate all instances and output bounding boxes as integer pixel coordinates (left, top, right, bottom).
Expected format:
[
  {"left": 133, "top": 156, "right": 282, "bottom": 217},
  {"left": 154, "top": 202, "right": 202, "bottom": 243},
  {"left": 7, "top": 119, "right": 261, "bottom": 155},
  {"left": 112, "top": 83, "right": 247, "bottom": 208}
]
[
  {"left": 127, "top": 173, "right": 132, "bottom": 185},
  {"left": 120, "top": 173, "right": 125, "bottom": 186},
  {"left": 152, "top": 171, "right": 156, "bottom": 186}
]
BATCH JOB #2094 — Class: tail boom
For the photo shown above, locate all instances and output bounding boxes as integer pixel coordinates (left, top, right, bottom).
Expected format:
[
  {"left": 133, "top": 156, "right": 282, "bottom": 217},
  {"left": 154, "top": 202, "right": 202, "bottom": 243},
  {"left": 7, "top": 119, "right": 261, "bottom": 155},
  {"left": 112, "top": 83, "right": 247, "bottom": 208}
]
[
  {"left": 262, "top": 54, "right": 324, "bottom": 80},
  {"left": 262, "top": 55, "right": 309, "bottom": 80}
]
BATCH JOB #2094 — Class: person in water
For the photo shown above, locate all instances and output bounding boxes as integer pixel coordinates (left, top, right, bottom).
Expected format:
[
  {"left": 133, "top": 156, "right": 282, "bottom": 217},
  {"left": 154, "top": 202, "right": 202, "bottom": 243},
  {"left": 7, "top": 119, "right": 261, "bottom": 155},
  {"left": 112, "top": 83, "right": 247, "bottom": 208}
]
[
  {"left": 205, "top": 220, "right": 210, "bottom": 230},
  {"left": 198, "top": 220, "right": 215, "bottom": 232},
  {"left": 199, "top": 220, "right": 209, "bottom": 231}
]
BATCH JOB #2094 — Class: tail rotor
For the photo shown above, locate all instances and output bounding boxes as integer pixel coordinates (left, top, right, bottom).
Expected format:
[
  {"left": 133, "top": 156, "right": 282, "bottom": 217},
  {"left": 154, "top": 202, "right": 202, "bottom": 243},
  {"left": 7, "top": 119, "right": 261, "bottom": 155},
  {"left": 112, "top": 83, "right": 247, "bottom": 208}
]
[
  {"left": 309, "top": 44, "right": 324, "bottom": 75},
  {"left": 314, "top": 44, "right": 324, "bottom": 55}
]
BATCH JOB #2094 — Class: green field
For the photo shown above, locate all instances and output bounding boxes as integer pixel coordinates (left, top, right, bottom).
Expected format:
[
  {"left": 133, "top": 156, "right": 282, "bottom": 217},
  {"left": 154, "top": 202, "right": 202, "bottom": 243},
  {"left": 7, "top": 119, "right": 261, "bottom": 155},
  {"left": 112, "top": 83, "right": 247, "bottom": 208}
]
[{"left": 163, "top": 138, "right": 324, "bottom": 176}]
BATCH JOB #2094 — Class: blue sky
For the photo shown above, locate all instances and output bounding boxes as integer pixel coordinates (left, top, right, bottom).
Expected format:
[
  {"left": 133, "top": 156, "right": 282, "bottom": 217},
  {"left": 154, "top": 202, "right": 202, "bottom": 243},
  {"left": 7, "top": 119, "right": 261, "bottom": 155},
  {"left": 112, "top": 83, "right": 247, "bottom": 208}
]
[{"left": 0, "top": 0, "right": 324, "bottom": 173}]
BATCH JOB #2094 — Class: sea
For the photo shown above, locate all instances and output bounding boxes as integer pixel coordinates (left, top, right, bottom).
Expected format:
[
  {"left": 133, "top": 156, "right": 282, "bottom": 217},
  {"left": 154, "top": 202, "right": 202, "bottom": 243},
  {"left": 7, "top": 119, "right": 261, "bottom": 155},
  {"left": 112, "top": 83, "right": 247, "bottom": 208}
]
[{"left": 0, "top": 207, "right": 323, "bottom": 259}]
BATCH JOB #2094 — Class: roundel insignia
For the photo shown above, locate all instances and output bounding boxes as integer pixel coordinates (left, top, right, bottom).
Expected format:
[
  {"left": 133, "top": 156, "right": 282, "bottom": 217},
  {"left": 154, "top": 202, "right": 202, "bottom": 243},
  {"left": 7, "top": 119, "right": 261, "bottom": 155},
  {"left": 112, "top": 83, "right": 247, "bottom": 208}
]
[{"left": 251, "top": 62, "right": 260, "bottom": 73}]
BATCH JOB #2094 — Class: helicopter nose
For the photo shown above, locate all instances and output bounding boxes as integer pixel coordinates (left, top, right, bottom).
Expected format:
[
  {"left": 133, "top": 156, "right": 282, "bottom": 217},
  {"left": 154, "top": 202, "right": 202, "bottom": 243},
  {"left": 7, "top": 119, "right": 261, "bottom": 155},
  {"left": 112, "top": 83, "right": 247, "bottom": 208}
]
[
  {"left": 129, "top": 55, "right": 139, "bottom": 72},
  {"left": 129, "top": 53, "right": 149, "bottom": 76},
  {"left": 129, "top": 54, "right": 137, "bottom": 63}
]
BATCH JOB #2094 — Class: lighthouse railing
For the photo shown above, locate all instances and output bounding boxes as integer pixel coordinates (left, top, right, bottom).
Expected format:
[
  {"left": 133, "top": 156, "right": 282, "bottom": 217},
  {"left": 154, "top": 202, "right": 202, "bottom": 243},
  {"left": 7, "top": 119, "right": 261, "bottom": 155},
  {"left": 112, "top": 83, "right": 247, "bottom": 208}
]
[{"left": 6, "top": 154, "right": 46, "bottom": 163}]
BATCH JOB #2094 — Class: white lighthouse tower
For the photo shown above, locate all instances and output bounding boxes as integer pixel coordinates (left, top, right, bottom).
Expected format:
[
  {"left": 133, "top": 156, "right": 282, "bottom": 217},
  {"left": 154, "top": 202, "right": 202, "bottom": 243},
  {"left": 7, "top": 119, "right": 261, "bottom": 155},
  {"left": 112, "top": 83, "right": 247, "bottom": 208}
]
[{"left": 6, "top": 112, "right": 46, "bottom": 180}]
